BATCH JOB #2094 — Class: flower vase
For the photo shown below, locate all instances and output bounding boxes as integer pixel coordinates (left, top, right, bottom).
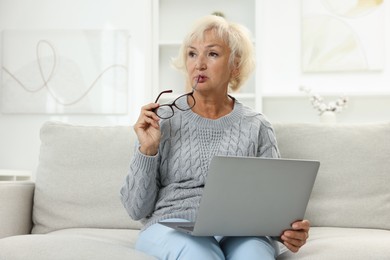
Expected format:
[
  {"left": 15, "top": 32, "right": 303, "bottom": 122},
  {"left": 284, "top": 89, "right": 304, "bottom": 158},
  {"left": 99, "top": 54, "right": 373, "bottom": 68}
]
[{"left": 320, "top": 111, "right": 336, "bottom": 124}]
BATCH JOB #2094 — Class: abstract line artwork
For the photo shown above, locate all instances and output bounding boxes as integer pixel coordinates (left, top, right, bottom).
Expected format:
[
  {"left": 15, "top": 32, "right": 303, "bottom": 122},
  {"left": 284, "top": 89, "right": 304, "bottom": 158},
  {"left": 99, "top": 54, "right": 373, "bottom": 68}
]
[
  {"left": 302, "top": 0, "right": 385, "bottom": 72},
  {"left": 1, "top": 30, "right": 129, "bottom": 114}
]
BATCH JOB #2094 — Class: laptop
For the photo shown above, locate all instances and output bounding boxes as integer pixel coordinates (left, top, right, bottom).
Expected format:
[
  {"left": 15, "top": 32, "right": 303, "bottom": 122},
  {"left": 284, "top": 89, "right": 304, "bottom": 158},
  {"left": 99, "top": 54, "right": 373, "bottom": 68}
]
[{"left": 159, "top": 156, "right": 319, "bottom": 237}]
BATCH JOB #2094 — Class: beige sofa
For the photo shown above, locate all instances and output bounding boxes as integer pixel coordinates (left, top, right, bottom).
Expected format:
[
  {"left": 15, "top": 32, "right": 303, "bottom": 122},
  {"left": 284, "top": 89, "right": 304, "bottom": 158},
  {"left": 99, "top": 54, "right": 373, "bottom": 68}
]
[{"left": 0, "top": 121, "right": 389, "bottom": 260}]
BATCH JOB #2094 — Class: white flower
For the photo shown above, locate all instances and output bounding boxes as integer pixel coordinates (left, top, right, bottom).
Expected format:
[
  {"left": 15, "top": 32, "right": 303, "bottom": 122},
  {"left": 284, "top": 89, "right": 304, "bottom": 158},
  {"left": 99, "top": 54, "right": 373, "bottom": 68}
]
[{"left": 300, "top": 86, "right": 348, "bottom": 115}]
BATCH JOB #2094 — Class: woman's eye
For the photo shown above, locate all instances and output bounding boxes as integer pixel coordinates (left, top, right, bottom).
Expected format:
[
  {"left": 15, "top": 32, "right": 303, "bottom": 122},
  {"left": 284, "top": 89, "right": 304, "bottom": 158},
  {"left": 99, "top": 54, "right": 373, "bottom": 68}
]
[
  {"left": 188, "top": 51, "right": 196, "bottom": 58},
  {"left": 209, "top": 52, "right": 219, "bottom": 57}
]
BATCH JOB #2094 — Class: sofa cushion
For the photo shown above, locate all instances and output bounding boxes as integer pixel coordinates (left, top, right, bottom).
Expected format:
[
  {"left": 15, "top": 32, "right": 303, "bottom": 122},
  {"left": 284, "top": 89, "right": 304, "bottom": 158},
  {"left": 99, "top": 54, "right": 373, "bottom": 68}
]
[
  {"left": 0, "top": 228, "right": 155, "bottom": 260},
  {"left": 32, "top": 121, "right": 142, "bottom": 234},
  {"left": 273, "top": 123, "right": 390, "bottom": 230},
  {"left": 277, "top": 227, "right": 390, "bottom": 260}
]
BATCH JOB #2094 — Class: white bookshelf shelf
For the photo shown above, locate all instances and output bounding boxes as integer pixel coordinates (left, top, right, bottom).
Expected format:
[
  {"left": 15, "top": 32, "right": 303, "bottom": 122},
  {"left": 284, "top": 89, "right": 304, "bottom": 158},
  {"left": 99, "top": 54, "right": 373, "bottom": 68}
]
[{"left": 0, "top": 169, "right": 31, "bottom": 181}]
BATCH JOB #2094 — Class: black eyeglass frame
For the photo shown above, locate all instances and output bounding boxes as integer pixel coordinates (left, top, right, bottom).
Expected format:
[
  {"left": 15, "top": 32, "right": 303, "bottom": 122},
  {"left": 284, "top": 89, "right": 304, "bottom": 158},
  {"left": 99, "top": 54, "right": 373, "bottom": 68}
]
[{"left": 153, "top": 89, "right": 196, "bottom": 119}]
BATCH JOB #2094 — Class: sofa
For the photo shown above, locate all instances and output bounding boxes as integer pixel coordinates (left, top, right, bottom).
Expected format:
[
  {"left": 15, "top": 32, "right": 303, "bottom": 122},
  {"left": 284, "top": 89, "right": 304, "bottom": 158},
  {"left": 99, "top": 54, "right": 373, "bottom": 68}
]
[{"left": 0, "top": 121, "right": 389, "bottom": 260}]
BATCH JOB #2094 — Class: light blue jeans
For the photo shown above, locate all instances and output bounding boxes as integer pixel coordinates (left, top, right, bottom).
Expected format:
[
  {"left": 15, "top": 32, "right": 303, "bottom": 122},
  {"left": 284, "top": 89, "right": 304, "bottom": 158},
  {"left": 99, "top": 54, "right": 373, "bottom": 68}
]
[{"left": 135, "top": 219, "right": 278, "bottom": 260}]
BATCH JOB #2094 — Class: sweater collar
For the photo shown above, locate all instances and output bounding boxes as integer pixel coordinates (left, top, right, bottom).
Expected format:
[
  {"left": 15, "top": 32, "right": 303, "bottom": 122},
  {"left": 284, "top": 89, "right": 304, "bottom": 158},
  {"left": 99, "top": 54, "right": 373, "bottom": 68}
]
[{"left": 177, "top": 96, "right": 243, "bottom": 129}]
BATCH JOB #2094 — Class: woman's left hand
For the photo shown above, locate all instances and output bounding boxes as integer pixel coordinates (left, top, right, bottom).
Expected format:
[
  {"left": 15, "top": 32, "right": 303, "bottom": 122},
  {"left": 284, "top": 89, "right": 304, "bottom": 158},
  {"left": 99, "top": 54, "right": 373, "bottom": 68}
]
[{"left": 281, "top": 219, "right": 310, "bottom": 253}]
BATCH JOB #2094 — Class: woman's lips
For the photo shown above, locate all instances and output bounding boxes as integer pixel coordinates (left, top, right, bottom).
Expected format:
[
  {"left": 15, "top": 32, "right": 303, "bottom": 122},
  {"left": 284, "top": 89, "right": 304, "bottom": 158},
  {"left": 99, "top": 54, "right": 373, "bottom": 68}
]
[{"left": 197, "top": 75, "right": 207, "bottom": 83}]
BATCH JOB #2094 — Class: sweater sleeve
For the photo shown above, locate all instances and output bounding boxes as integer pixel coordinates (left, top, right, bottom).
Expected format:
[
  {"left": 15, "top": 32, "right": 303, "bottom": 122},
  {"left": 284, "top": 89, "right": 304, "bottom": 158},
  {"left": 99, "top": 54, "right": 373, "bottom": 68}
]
[
  {"left": 120, "top": 146, "right": 160, "bottom": 220},
  {"left": 257, "top": 119, "right": 281, "bottom": 159}
]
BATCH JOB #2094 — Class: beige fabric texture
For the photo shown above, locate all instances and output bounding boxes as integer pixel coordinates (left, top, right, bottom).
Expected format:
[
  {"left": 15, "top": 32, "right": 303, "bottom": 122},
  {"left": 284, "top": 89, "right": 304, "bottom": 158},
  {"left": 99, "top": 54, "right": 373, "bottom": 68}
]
[
  {"left": 0, "top": 229, "right": 155, "bottom": 260},
  {"left": 0, "top": 182, "right": 35, "bottom": 238},
  {"left": 277, "top": 227, "right": 390, "bottom": 259},
  {"left": 273, "top": 123, "right": 390, "bottom": 230},
  {"left": 32, "top": 121, "right": 142, "bottom": 234}
]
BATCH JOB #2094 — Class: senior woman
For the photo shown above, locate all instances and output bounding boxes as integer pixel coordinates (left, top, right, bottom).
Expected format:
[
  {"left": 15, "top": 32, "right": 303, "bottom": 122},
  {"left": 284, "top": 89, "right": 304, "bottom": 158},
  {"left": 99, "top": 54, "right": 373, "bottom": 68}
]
[{"left": 121, "top": 15, "right": 310, "bottom": 260}]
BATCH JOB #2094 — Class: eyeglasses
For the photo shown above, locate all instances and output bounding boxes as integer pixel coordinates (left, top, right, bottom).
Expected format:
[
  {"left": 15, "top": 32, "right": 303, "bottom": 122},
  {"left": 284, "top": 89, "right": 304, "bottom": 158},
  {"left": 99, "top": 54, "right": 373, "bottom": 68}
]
[
  {"left": 153, "top": 89, "right": 196, "bottom": 119},
  {"left": 153, "top": 77, "right": 200, "bottom": 119}
]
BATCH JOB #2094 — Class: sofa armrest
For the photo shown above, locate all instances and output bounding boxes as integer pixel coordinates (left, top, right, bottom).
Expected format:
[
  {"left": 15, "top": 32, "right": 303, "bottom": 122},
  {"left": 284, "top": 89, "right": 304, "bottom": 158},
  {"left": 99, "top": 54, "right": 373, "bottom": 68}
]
[{"left": 0, "top": 181, "right": 35, "bottom": 238}]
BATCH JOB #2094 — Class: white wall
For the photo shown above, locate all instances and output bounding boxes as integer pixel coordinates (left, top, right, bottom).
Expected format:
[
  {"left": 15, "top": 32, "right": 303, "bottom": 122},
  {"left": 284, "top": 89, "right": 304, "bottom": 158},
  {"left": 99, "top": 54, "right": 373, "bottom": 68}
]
[
  {"left": 0, "top": 0, "right": 152, "bottom": 176},
  {"left": 260, "top": 0, "right": 390, "bottom": 123},
  {"left": 1, "top": 0, "right": 389, "bottom": 176}
]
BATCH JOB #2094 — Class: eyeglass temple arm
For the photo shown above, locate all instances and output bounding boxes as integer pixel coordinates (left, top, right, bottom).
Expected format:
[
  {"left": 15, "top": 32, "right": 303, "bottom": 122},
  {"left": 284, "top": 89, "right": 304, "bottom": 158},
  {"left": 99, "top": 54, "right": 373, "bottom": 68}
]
[
  {"left": 192, "top": 75, "right": 201, "bottom": 91},
  {"left": 154, "top": 90, "right": 173, "bottom": 103}
]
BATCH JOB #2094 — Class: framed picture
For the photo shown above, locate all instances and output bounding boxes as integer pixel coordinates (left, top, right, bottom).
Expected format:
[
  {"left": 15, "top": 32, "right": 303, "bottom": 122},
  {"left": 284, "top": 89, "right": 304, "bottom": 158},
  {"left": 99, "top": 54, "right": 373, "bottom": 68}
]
[
  {"left": 1, "top": 30, "right": 129, "bottom": 114},
  {"left": 302, "top": 0, "right": 385, "bottom": 72}
]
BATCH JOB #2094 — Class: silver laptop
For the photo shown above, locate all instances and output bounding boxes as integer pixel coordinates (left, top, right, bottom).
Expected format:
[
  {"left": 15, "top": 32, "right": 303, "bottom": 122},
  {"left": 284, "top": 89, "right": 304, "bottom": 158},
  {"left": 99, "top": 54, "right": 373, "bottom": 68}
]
[{"left": 159, "top": 156, "right": 320, "bottom": 237}]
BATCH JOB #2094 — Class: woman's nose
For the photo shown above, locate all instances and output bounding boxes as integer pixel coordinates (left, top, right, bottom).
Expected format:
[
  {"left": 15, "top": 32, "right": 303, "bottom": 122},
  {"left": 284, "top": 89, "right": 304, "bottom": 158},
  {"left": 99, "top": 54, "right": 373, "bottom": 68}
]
[{"left": 195, "top": 55, "right": 206, "bottom": 70}]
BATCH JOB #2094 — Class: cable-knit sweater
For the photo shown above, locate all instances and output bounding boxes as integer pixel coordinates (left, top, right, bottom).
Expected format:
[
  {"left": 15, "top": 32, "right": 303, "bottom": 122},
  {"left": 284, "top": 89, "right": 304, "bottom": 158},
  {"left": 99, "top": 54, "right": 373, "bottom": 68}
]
[{"left": 120, "top": 98, "right": 280, "bottom": 231}]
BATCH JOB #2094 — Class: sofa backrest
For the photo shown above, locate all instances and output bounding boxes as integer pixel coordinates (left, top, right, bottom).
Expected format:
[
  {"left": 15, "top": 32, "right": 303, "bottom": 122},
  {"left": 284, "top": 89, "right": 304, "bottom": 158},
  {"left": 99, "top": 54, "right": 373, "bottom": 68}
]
[
  {"left": 32, "top": 121, "right": 142, "bottom": 234},
  {"left": 32, "top": 121, "right": 390, "bottom": 233},
  {"left": 273, "top": 123, "right": 390, "bottom": 230}
]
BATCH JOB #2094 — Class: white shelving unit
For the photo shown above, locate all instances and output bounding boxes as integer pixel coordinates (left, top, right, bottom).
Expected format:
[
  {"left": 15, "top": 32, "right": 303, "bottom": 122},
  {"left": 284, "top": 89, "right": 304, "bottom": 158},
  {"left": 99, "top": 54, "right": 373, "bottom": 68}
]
[
  {"left": 152, "top": 0, "right": 263, "bottom": 111},
  {"left": 0, "top": 169, "right": 31, "bottom": 181}
]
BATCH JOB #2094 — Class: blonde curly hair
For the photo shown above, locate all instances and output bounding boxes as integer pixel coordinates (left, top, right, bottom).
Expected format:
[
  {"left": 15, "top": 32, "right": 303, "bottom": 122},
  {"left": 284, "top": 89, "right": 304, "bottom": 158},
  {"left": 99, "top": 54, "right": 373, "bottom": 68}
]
[{"left": 172, "top": 15, "right": 255, "bottom": 92}]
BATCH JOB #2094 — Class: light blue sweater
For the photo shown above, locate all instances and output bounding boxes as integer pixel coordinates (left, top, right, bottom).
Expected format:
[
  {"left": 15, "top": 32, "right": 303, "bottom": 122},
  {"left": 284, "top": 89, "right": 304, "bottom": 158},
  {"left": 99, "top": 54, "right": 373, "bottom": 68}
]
[{"left": 120, "top": 98, "right": 280, "bottom": 231}]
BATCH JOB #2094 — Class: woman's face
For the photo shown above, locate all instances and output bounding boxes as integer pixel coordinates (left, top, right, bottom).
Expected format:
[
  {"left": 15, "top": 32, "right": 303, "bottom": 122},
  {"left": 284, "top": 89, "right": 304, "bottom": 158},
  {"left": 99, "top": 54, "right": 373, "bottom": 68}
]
[{"left": 186, "top": 29, "right": 236, "bottom": 93}]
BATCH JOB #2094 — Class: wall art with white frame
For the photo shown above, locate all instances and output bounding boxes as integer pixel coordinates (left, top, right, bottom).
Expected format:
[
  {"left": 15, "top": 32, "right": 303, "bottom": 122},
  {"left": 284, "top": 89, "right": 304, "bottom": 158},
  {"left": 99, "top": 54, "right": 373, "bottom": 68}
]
[
  {"left": 1, "top": 30, "right": 129, "bottom": 114},
  {"left": 302, "top": 0, "right": 385, "bottom": 72}
]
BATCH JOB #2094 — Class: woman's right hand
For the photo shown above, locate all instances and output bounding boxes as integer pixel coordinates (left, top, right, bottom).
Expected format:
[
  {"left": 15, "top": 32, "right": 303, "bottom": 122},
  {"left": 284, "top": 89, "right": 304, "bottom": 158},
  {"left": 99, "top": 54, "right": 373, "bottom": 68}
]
[{"left": 134, "top": 103, "right": 161, "bottom": 156}]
